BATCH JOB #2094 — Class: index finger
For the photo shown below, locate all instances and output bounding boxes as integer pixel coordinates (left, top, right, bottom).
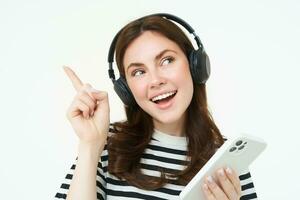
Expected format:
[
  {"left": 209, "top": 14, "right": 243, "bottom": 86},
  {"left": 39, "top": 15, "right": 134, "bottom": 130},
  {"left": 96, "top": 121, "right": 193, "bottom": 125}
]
[{"left": 63, "top": 66, "right": 83, "bottom": 91}]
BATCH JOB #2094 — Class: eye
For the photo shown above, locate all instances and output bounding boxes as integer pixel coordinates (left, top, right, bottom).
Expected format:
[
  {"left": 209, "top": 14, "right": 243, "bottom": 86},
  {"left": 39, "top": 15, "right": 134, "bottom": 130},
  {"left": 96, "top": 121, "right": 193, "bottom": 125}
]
[
  {"left": 161, "top": 56, "right": 175, "bottom": 66},
  {"left": 131, "top": 69, "right": 145, "bottom": 77}
]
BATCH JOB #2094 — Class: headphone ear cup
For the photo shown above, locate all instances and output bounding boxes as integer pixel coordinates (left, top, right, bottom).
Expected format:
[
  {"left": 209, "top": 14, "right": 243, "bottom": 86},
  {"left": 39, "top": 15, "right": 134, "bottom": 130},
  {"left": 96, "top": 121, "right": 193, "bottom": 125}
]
[
  {"left": 114, "top": 77, "right": 136, "bottom": 106},
  {"left": 189, "top": 49, "right": 211, "bottom": 84}
]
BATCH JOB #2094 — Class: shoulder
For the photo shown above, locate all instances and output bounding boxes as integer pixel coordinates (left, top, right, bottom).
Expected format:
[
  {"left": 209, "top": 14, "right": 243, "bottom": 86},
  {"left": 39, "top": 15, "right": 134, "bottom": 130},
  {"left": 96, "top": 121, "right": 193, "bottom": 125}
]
[
  {"left": 98, "top": 124, "right": 116, "bottom": 162},
  {"left": 108, "top": 123, "right": 118, "bottom": 136},
  {"left": 100, "top": 123, "right": 119, "bottom": 157}
]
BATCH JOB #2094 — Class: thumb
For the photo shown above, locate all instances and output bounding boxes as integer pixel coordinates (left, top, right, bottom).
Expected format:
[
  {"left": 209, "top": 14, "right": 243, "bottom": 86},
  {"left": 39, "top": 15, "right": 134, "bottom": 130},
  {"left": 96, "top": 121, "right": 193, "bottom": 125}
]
[
  {"left": 91, "top": 91, "right": 110, "bottom": 112},
  {"left": 90, "top": 91, "right": 110, "bottom": 133},
  {"left": 90, "top": 91, "right": 109, "bottom": 102}
]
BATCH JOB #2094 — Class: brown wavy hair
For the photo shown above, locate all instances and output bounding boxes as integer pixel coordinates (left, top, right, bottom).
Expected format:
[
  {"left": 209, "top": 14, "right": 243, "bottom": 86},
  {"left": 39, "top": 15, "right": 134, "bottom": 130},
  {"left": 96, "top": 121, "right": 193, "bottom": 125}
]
[{"left": 107, "top": 15, "right": 224, "bottom": 190}]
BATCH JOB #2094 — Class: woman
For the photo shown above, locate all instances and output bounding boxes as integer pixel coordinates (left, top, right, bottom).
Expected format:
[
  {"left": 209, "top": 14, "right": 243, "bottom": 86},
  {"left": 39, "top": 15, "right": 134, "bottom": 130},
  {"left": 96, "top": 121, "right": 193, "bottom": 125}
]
[{"left": 55, "top": 14, "right": 257, "bottom": 200}]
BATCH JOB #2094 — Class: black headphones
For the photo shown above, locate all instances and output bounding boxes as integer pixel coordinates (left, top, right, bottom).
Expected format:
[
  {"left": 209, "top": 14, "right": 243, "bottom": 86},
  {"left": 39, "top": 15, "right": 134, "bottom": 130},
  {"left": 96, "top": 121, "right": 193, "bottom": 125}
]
[{"left": 108, "top": 13, "right": 210, "bottom": 107}]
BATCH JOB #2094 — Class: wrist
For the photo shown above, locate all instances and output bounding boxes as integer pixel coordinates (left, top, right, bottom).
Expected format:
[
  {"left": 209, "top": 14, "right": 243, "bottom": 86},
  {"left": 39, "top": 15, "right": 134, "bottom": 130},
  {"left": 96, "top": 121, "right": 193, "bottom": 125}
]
[{"left": 78, "top": 141, "right": 105, "bottom": 157}]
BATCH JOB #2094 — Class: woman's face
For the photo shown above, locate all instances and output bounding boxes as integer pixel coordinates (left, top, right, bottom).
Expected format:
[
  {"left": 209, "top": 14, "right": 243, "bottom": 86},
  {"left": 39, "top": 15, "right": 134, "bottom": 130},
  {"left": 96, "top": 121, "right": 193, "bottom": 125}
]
[{"left": 123, "top": 31, "right": 194, "bottom": 134}]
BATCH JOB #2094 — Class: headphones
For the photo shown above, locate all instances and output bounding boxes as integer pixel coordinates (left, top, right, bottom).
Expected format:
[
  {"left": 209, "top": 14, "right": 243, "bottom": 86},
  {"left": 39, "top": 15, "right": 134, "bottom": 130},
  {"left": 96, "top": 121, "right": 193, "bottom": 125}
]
[{"left": 107, "top": 13, "right": 211, "bottom": 107}]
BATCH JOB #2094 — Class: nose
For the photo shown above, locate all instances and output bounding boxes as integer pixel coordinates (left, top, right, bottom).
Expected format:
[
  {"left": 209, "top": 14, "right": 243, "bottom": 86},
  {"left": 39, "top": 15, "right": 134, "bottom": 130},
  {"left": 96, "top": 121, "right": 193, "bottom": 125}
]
[{"left": 149, "top": 70, "right": 167, "bottom": 89}]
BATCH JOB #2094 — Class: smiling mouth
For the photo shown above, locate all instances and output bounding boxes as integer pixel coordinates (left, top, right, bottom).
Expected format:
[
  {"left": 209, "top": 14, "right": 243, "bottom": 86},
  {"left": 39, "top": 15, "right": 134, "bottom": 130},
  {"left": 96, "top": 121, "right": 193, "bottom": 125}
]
[{"left": 151, "top": 90, "right": 177, "bottom": 104}]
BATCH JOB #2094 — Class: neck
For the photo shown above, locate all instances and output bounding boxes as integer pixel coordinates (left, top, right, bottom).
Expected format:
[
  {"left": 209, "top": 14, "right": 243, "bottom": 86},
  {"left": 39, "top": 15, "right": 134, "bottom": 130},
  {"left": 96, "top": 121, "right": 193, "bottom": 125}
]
[{"left": 153, "top": 113, "right": 186, "bottom": 137}]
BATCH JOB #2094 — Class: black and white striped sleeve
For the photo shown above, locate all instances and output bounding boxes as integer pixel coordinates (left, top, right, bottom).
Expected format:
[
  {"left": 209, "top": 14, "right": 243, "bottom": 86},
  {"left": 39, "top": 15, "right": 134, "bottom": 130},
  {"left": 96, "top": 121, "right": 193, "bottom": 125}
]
[
  {"left": 54, "top": 147, "right": 108, "bottom": 200},
  {"left": 54, "top": 159, "right": 77, "bottom": 199},
  {"left": 239, "top": 169, "right": 258, "bottom": 200},
  {"left": 96, "top": 146, "right": 108, "bottom": 200}
]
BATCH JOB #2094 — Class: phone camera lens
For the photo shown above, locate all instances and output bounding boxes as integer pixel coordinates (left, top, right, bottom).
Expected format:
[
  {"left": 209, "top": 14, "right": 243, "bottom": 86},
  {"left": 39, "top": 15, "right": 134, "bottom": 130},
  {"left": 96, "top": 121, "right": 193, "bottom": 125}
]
[
  {"left": 238, "top": 145, "right": 245, "bottom": 150},
  {"left": 236, "top": 140, "right": 243, "bottom": 146},
  {"left": 229, "top": 147, "right": 237, "bottom": 152}
]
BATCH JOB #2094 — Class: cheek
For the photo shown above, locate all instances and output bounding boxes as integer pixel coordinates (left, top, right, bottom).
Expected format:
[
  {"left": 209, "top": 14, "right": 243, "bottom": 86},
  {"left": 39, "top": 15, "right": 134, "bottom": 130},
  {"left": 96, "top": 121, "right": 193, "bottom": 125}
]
[
  {"left": 173, "top": 63, "right": 194, "bottom": 98},
  {"left": 173, "top": 62, "right": 193, "bottom": 85},
  {"left": 128, "top": 80, "right": 148, "bottom": 101}
]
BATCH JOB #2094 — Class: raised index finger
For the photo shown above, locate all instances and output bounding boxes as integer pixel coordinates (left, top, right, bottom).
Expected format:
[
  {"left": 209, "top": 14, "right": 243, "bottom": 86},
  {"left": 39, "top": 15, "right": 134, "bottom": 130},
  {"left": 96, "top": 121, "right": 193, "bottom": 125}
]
[{"left": 63, "top": 66, "right": 83, "bottom": 91}]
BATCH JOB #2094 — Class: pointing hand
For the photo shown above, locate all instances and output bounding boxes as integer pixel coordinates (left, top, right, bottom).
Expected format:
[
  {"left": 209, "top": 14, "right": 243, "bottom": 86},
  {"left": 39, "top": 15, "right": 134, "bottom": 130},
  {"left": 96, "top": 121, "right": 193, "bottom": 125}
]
[{"left": 63, "top": 66, "right": 110, "bottom": 146}]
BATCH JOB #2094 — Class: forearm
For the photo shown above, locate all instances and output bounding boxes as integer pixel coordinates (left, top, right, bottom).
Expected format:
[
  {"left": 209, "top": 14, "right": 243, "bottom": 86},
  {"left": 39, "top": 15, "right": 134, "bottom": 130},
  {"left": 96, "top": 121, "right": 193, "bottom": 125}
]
[{"left": 66, "top": 142, "right": 105, "bottom": 200}]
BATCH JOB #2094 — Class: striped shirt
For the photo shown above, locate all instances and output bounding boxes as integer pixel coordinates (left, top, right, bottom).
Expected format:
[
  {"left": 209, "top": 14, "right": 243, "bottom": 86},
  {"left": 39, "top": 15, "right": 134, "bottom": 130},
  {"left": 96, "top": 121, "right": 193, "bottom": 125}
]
[{"left": 55, "top": 129, "right": 257, "bottom": 199}]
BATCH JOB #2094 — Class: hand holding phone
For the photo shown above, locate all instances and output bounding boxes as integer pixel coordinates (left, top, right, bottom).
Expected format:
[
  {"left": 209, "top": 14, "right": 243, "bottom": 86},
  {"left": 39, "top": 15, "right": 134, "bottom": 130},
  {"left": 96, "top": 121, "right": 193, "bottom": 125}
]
[{"left": 179, "top": 134, "right": 267, "bottom": 200}]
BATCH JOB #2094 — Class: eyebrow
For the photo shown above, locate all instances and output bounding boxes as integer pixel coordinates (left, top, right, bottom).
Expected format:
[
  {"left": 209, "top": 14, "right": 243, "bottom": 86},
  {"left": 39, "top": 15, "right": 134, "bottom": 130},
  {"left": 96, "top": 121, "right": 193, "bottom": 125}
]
[{"left": 126, "top": 49, "right": 177, "bottom": 73}]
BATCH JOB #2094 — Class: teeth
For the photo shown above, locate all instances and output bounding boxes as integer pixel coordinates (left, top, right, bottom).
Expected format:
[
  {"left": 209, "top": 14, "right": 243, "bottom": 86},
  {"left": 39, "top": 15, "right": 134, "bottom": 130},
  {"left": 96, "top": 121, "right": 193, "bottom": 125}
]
[{"left": 151, "top": 91, "right": 176, "bottom": 102}]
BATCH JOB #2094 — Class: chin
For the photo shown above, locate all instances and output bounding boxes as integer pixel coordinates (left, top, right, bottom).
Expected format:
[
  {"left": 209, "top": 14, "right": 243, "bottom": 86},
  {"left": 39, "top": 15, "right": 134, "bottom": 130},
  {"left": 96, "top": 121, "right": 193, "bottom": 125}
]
[{"left": 152, "top": 111, "right": 186, "bottom": 125}]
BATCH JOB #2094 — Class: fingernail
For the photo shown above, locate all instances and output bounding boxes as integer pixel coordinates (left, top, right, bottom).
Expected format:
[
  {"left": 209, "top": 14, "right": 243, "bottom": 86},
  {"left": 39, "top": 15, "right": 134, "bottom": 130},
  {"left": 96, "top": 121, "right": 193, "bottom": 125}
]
[
  {"left": 226, "top": 167, "right": 232, "bottom": 174},
  {"left": 206, "top": 176, "right": 213, "bottom": 184},
  {"left": 62, "top": 65, "right": 69, "bottom": 70},
  {"left": 218, "top": 168, "right": 225, "bottom": 177}
]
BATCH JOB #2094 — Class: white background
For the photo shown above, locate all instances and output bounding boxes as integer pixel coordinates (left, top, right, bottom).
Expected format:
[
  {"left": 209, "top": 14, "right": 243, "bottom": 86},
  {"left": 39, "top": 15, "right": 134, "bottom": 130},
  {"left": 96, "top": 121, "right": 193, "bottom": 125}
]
[{"left": 0, "top": 0, "right": 299, "bottom": 199}]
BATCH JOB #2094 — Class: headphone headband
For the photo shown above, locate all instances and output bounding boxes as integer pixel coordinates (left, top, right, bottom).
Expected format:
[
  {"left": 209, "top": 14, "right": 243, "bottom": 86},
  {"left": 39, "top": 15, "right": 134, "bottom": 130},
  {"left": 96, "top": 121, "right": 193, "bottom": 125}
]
[{"left": 107, "top": 13, "right": 204, "bottom": 83}]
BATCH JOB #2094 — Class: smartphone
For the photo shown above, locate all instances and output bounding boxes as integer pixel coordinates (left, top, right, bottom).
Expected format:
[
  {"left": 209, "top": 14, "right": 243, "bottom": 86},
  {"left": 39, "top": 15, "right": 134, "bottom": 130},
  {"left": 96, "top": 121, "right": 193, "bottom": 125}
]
[{"left": 179, "top": 134, "right": 267, "bottom": 200}]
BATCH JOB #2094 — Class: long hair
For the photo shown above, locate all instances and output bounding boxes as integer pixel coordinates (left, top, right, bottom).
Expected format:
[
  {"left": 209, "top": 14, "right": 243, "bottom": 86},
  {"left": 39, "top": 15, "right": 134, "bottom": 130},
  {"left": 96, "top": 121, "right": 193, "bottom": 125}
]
[{"left": 107, "top": 15, "right": 224, "bottom": 190}]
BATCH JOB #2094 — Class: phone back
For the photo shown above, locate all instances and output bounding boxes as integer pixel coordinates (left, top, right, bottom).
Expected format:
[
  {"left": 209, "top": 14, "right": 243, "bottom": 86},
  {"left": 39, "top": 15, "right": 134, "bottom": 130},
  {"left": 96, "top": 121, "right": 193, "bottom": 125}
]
[{"left": 179, "top": 134, "right": 267, "bottom": 200}]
